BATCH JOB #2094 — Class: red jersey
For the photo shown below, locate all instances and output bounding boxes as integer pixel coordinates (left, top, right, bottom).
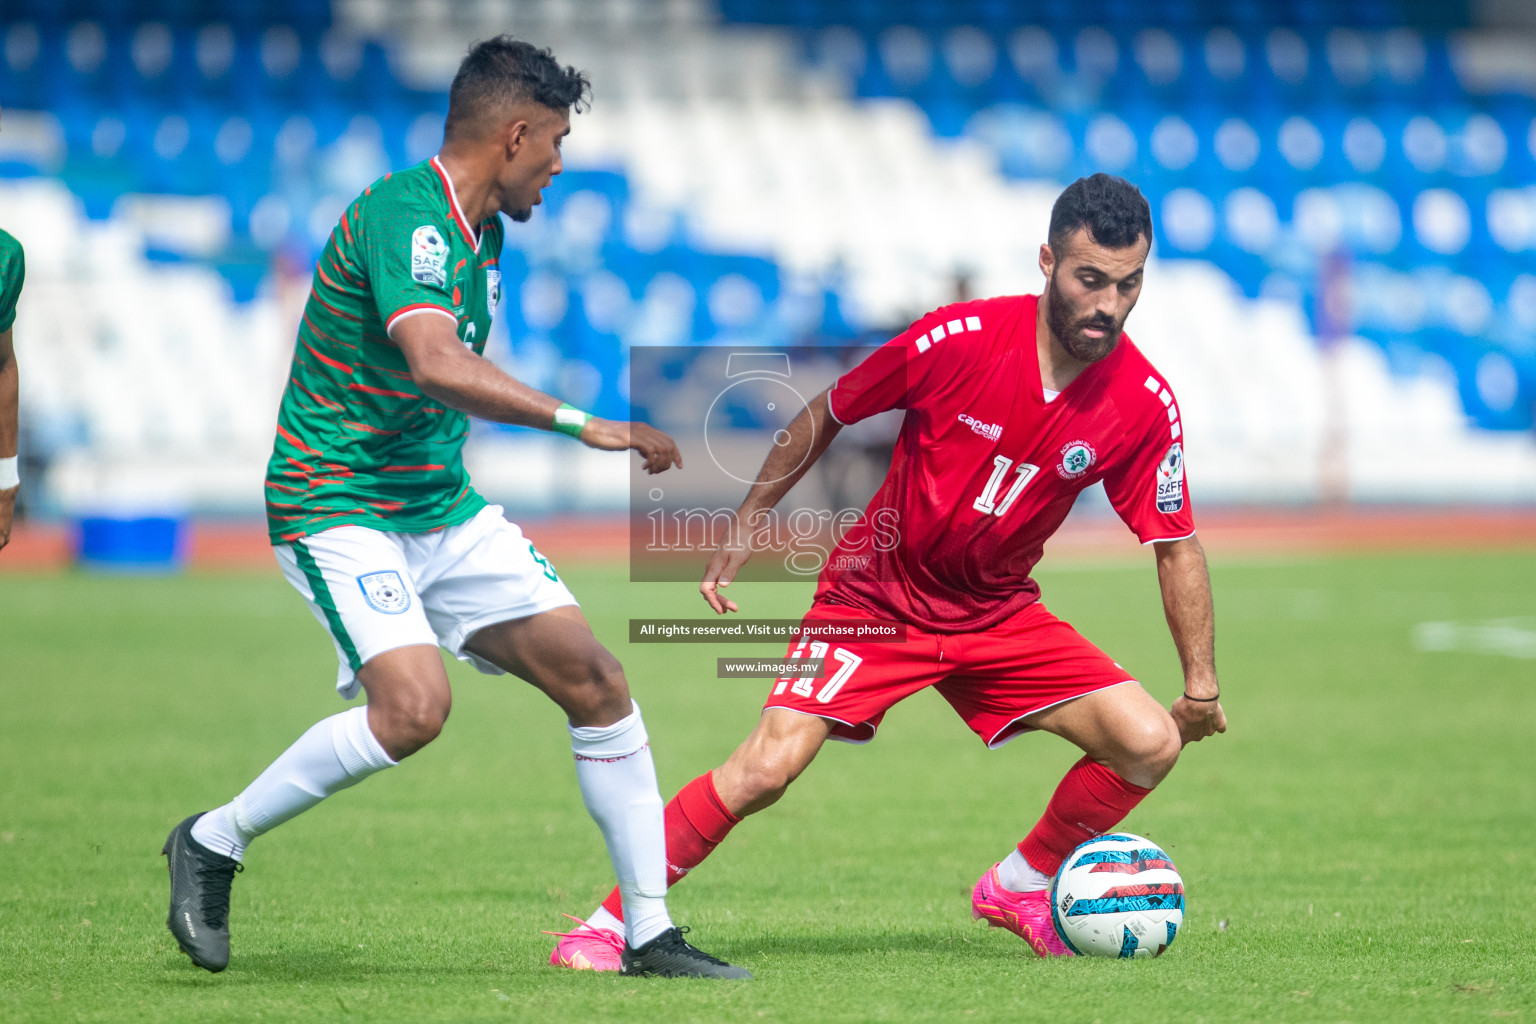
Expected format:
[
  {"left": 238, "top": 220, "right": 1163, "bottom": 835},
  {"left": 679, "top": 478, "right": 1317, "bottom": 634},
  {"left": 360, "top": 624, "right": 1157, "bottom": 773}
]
[{"left": 817, "top": 293, "right": 1195, "bottom": 633}]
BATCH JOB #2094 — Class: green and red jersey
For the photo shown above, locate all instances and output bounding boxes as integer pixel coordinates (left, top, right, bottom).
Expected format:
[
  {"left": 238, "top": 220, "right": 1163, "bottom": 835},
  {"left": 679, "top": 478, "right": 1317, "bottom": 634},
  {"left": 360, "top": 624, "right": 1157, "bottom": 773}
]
[
  {"left": 0, "top": 228, "right": 24, "bottom": 332},
  {"left": 266, "top": 157, "right": 506, "bottom": 543}
]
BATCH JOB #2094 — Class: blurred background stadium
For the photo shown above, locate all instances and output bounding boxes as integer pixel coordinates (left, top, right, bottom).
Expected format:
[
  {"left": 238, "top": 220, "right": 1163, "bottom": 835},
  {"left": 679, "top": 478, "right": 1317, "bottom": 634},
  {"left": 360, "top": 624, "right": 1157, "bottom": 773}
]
[{"left": 3, "top": 0, "right": 1536, "bottom": 566}]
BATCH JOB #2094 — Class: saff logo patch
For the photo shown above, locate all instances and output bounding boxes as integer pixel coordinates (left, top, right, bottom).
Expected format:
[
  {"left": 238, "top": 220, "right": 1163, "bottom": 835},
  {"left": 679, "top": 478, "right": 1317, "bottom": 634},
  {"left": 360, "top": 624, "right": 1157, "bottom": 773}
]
[
  {"left": 1057, "top": 439, "right": 1097, "bottom": 480},
  {"left": 358, "top": 570, "right": 411, "bottom": 614},
  {"left": 410, "top": 225, "right": 449, "bottom": 288},
  {"left": 1155, "top": 443, "right": 1185, "bottom": 513}
]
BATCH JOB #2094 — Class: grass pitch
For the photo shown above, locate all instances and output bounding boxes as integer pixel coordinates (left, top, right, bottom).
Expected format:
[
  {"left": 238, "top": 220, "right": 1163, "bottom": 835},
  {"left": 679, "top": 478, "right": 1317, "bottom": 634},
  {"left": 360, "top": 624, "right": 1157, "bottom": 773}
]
[{"left": 1, "top": 547, "right": 1533, "bottom": 1023}]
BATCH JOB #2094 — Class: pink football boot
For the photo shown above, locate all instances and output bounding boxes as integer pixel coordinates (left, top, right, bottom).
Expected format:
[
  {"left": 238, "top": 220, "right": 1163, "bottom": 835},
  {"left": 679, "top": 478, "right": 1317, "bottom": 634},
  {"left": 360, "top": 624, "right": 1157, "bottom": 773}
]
[
  {"left": 545, "top": 915, "right": 624, "bottom": 971},
  {"left": 971, "top": 864, "right": 1072, "bottom": 957}
]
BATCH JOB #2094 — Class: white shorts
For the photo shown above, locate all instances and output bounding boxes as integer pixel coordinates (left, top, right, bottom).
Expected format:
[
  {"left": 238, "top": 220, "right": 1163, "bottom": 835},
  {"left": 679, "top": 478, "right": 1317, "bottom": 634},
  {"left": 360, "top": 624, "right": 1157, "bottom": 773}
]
[{"left": 274, "top": 505, "right": 578, "bottom": 698}]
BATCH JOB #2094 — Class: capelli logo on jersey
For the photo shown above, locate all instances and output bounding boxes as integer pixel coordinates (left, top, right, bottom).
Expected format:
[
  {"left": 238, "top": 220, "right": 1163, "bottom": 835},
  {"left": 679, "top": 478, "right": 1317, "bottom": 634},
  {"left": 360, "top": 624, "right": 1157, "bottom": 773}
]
[{"left": 958, "top": 414, "right": 1002, "bottom": 442}]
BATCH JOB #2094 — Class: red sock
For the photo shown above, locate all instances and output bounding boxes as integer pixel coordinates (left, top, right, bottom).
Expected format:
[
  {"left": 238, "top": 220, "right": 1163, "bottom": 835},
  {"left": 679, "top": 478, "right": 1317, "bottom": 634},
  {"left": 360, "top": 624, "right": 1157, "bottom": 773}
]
[
  {"left": 600, "top": 771, "right": 740, "bottom": 922},
  {"left": 1017, "top": 756, "right": 1152, "bottom": 876}
]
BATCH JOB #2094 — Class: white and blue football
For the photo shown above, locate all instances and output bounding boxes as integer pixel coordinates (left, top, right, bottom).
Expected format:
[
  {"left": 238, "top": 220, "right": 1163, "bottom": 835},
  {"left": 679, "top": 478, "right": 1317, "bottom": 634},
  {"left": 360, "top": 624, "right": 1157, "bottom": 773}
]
[{"left": 1050, "top": 833, "right": 1185, "bottom": 958}]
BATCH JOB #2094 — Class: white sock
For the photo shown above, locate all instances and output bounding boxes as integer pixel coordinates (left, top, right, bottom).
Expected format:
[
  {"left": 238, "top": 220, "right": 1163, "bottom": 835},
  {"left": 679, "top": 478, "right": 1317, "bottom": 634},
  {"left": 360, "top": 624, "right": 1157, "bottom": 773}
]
[
  {"left": 190, "top": 706, "right": 396, "bottom": 861},
  {"left": 569, "top": 700, "right": 673, "bottom": 948},
  {"left": 996, "top": 847, "right": 1053, "bottom": 893},
  {"left": 586, "top": 905, "right": 625, "bottom": 936}
]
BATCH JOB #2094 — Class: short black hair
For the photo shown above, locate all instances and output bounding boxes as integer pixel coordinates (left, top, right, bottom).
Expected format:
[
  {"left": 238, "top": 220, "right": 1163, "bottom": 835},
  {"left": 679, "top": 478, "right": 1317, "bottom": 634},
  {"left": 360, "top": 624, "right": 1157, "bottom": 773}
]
[
  {"left": 1048, "top": 173, "right": 1152, "bottom": 252},
  {"left": 445, "top": 37, "right": 591, "bottom": 141}
]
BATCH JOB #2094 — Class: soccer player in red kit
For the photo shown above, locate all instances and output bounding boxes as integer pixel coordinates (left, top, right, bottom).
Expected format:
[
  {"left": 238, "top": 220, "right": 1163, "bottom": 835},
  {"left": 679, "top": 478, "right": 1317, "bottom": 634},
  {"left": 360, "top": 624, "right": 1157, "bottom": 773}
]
[{"left": 550, "top": 173, "right": 1227, "bottom": 967}]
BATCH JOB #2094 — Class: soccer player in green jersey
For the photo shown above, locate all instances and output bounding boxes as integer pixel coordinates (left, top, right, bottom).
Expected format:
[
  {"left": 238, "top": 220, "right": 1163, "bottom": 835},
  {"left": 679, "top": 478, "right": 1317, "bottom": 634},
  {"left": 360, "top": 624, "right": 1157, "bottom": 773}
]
[
  {"left": 162, "top": 38, "right": 748, "bottom": 980},
  {"left": 0, "top": 222, "right": 23, "bottom": 551}
]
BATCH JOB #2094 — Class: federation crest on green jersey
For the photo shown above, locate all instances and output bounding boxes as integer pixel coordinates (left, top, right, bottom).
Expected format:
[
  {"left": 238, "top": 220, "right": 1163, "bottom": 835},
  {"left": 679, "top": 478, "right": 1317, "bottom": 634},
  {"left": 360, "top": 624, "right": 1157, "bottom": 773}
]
[
  {"left": 358, "top": 570, "right": 411, "bottom": 614},
  {"left": 486, "top": 267, "right": 502, "bottom": 313},
  {"left": 411, "top": 225, "right": 449, "bottom": 287}
]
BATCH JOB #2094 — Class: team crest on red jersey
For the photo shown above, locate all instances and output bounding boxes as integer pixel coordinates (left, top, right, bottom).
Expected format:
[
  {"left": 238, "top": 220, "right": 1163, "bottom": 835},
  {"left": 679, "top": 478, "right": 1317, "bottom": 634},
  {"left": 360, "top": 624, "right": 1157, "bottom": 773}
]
[{"left": 1057, "top": 439, "right": 1097, "bottom": 480}]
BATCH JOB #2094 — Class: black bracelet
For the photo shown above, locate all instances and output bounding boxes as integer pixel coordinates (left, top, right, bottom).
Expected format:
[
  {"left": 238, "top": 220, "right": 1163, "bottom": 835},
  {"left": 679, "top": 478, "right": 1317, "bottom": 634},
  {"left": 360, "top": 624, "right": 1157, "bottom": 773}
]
[{"left": 1182, "top": 692, "right": 1220, "bottom": 702}]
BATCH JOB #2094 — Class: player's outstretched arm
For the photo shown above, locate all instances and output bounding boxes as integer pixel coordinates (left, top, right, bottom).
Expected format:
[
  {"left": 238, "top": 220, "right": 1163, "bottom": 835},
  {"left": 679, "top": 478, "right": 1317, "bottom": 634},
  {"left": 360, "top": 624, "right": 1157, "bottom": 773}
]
[
  {"left": 1153, "top": 535, "right": 1227, "bottom": 745},
  {"left": 0, "top": 327, "right": 18, "bottom": 552},
  {"left": 701, "top": 389, "right": 843, "bottom": 614},
  {"left": 392, "top": 315, "right": 681, "bottom": 474}
]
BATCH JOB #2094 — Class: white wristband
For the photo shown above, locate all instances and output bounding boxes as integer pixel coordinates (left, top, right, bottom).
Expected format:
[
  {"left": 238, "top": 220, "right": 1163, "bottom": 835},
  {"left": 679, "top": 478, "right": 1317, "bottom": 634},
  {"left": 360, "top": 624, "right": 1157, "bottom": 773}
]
[
  {"left": 0, "top": 455, "right": 17, "bottom": 490},
  {"left": 552, "top": 403, "right": 592, "bottom": 438}
]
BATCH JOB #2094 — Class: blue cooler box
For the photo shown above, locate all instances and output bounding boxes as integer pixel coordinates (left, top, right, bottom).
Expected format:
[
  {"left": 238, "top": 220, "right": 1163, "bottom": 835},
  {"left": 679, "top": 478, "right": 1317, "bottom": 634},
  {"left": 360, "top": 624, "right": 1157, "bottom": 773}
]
[{"left": 75, "top": 516, "right": 188, "bottom": 571}]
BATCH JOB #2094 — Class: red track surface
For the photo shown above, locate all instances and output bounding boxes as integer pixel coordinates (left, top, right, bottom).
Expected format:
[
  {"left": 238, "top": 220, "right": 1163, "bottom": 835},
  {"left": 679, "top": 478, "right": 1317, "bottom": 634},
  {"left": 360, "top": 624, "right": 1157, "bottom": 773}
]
[{"left": 3, "top": 508, "right": 1533, "bottom": 572}]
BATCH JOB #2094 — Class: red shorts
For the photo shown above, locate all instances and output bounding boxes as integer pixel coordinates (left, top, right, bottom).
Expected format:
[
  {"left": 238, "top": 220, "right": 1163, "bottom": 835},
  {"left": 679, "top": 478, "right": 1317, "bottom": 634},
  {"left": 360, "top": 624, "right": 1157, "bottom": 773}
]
[{"left": 764, "top": 600, "right": 1136, "bottom": 747}]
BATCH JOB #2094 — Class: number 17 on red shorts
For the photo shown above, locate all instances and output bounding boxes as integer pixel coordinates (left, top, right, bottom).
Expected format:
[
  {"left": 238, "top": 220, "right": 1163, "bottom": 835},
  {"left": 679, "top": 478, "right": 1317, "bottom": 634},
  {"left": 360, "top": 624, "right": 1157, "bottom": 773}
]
[{"left": 766, "top": 601, "right": 1138, "bottom": 747}]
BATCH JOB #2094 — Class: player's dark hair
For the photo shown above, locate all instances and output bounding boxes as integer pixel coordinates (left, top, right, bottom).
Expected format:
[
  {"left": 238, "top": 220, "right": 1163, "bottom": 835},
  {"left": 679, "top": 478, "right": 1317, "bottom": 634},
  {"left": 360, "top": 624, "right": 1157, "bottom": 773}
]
[
  {"left": 445, "top": 36, "right": 591, "bottom": 140},
  {"left": 1048, "top": 173, "right": 1152, "bottom": 252}
]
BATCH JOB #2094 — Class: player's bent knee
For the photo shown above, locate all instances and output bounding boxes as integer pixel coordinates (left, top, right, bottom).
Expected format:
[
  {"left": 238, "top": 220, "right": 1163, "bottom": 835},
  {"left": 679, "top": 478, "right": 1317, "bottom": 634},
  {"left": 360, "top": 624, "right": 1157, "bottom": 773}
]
[
  {"left": 1150, "top": 718, "right": 1182, "bottom": 779},
  {"left": 1134, "top": 714, "right": 1182, "bottom": 782},
  {"left": 586, "top": 651, "right": 631, "bottom": 705},
  {"left": 553, "top": 648, "right": 632, "bottom": 726},
  {"left": 1108, "top": 711, "right": 1180, "bottom": 787},
  {"left": 735, "top": 760, "right": 794, "bottom": 808},
  {"left": 719, "top": 745, "right": 802, "bottom": 812},
  {"left": 591, "top": 650, "right": 629, "bottom": 697},
  {"left": 714, "top": 709, "right": 827, "bottom": 814},
  {"left": 370, "top": 692, "right": 450, "bottom": 759},
  {"left": 743, "top": 739, "right": 817, "bottom": 803}
]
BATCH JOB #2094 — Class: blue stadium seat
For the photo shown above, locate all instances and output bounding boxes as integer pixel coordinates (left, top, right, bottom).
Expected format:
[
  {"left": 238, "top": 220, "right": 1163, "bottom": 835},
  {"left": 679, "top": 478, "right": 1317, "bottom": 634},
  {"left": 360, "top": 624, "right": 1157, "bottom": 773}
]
[{"left": 4, "top": 3, "right": 1526, "bottom": 435}]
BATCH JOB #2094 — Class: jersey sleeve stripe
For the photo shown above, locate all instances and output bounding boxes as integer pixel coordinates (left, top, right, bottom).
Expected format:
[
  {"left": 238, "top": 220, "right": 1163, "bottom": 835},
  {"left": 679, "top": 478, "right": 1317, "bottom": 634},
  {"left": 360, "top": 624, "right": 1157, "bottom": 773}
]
[
  {"left": 325, "top": 255, "right": 362, "bottom": 286},
  {"left": 331, "top": 242, "right": 362, "bottom": 276},
  {"left": 381, "top": 464, "right": 446, "bottom": 471},
  {"left": 385, "top": 304, "right": 457, "bottom": 335},
  {"left": 316, "top": 265, "right": 354, "bottom": 293}
]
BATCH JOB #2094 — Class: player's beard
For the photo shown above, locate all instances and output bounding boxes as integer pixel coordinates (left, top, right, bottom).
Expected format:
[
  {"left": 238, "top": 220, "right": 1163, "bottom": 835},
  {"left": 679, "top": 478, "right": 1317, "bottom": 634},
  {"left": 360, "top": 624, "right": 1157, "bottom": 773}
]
[
  {"left": 508, "top": 208, "right": 533, "bottom": 222},
  {"left": 1045, "top": 274, "right": 1121, "bottom": 363}
]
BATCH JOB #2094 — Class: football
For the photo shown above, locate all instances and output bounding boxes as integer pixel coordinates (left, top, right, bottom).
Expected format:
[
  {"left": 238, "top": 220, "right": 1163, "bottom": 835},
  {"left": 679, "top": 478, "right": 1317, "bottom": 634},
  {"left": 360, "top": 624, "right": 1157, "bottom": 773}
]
[{"left": 1050, "top": 833, "right": 1185, "bottom": 958}]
